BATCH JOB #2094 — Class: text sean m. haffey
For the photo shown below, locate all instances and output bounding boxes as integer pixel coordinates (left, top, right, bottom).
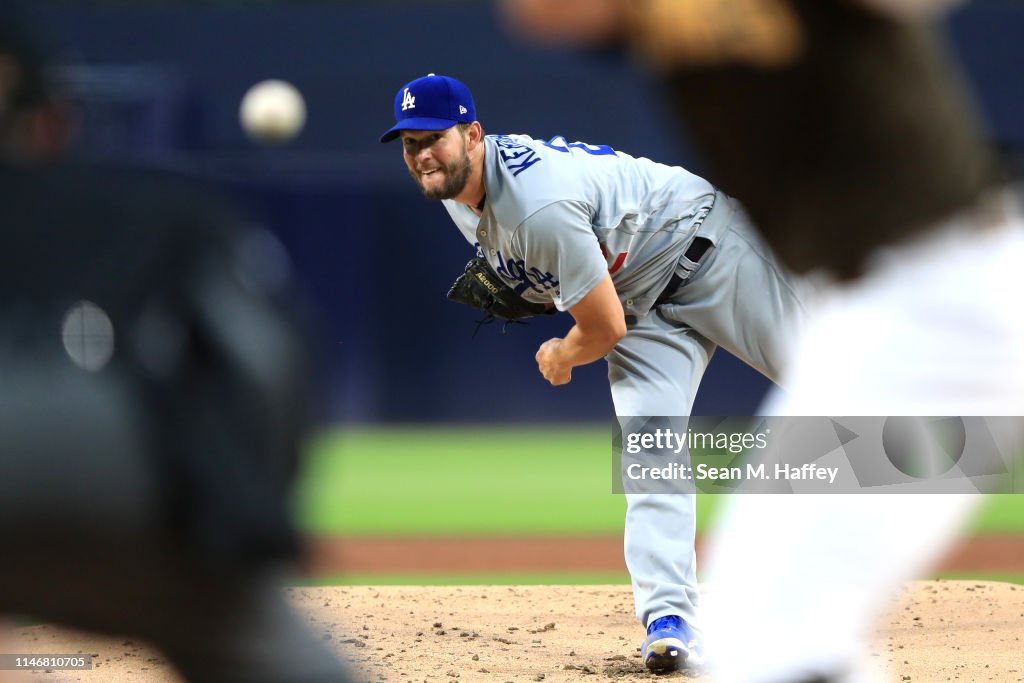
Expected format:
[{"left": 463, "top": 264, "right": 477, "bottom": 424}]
[{"left": 626, "top": 462, "right": 839, "bottom": 484}]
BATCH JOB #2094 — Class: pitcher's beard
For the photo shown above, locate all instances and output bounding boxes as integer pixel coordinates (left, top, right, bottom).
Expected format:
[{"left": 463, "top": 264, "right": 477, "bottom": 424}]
[{"left": 412, "top": 151, "right": 472, "bottom": 201}]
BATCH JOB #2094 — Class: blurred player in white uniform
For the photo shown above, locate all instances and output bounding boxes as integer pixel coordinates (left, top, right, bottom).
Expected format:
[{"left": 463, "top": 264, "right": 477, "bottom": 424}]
[
  {"left": 501, "top": 0, "right": 1024, "bottom": 681},
  {"left": 380, "top": 73, "right": 810, "bottom": 671}
]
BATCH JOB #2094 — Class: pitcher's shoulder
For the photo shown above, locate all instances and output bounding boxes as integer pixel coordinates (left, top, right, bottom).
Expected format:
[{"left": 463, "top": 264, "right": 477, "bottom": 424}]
[{"left": 486, "top": 135, "right": 597, "bottom": 221}]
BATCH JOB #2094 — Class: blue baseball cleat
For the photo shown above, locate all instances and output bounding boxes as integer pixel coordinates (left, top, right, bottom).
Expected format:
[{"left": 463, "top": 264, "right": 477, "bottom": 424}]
[{"left": 640, "top": 615, "right": 702, "bottom": 672}]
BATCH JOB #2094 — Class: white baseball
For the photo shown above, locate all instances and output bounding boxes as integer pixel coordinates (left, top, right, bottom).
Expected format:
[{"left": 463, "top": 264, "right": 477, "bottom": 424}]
[{"left": 239, "top": 79, "right": 307, "bottom": 143}]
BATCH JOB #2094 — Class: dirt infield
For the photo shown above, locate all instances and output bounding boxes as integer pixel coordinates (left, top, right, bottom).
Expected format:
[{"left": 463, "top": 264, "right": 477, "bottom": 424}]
[
  {"left": 306, "top": 534, "right": 1024, "bottom": 575},
  {"left": 6, "top": 581, "right": 1024, "bottom": 682}
]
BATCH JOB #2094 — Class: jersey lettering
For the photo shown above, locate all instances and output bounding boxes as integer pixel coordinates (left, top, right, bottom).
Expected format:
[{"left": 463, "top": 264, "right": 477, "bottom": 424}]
[
  {"left": 494, "top": 135, "right": 542, "bottom": 176},
  {"left": 544, "top": 135, "right": 618, "bottom": 157},
  {"left": 529, "top": 267, "right": 559, "bottom": 290},
  {"left": 494, "top": 250, "right": 559, "bottom": 295}
]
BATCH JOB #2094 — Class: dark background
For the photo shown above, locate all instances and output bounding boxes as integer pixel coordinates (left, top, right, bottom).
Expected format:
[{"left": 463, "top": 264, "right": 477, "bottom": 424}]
[{"left": 20, "top": 0, "right": 1024, "bottom": 423}]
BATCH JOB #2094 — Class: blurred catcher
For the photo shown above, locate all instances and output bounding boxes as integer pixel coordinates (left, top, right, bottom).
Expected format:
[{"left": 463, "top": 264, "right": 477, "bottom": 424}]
[{"left": 0, "top": 10, "right": 351, "bottom": 682}]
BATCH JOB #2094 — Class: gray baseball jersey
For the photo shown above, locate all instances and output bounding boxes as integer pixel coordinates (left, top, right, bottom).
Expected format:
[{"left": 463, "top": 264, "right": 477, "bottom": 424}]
[
  {"left": 441, "top": 131, "right": 810, "bottom": 634},
  {"left": 443, "top": 134, "right": 716, "bottom": 318}
]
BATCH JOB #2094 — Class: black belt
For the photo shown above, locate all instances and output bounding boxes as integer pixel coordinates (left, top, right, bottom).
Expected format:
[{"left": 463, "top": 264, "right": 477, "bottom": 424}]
[{"left": 653, "top": 236, "right": 714, "bottom": 307}]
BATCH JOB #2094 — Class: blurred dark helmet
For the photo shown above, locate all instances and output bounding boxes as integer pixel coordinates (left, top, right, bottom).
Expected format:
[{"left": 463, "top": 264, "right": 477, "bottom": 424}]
[
  {"left": 0, "top": 7, "right": 69, "bottom": 159},
  {"left": 0, "top": 8, "right": 49, "bottom": 120}
]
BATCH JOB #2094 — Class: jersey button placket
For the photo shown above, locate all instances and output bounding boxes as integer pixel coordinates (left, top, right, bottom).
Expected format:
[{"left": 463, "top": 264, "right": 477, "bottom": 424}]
[{"left": 475, "top": 226, "right": 495, "bottom": 255}]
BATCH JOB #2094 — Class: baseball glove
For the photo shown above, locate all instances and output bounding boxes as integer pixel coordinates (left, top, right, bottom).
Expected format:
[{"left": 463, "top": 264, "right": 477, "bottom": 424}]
[{"left": 447, "top": 257, "right": 556, "bottom": 323}]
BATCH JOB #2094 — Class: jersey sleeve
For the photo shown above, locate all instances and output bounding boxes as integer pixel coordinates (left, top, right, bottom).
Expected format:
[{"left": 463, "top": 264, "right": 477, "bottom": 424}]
[{"left": 512, "top": 200, "right": 608, "bottom": 311}]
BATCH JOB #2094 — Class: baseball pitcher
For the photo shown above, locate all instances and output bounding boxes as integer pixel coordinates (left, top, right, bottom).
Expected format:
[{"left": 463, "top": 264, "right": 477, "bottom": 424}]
[{"left": 380, "top": 73, "right": 810, "bottom": 672}]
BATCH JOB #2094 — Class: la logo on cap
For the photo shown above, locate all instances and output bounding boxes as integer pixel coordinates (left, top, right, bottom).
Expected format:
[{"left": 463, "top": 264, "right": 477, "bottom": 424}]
[
  {"left": 380, "top": 73, "right": 476, "bottom": 143},
  {"left": 401, "top": 87, "right": 416, "bottom": 111}
]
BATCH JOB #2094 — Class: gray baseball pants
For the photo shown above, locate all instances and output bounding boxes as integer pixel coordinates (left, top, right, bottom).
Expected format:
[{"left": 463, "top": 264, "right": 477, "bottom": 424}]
[{"left": 607, "top": 193, "right": 810, "bottom": 630}]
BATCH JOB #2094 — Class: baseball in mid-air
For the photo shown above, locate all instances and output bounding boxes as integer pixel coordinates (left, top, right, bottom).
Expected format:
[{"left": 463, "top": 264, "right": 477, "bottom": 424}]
[{"left": 239, "top": 79, "right": 307, "bottom": 143}]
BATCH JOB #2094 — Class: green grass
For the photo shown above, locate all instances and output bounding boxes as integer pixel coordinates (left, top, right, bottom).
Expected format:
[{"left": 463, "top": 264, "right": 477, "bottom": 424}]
[
  {"left": 295, "top": 425, "right": 1024, "bottom": 536},
  {"left": 969, "top": 495, "right": 1024, "bottom": 533},
  {"left": 295, "top": 425, "right": 628, "bottom": 535}
]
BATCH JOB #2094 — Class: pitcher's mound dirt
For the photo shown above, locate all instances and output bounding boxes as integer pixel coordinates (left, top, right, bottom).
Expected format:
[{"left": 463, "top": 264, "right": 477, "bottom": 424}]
[{"left": 6, "top": 581, "right": 1024, "bottom": 682}]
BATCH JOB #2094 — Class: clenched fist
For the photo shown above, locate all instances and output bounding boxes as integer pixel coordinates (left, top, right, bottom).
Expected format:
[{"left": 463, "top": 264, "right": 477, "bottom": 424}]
[{"left": 535, "top": 338, "right": 572, "bottom": 386}]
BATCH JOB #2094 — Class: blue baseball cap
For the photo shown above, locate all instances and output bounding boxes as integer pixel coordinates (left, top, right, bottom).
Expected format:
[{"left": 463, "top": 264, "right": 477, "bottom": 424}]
[{"left": 379, "top": 73, "right": 477, "bottom": 143}]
